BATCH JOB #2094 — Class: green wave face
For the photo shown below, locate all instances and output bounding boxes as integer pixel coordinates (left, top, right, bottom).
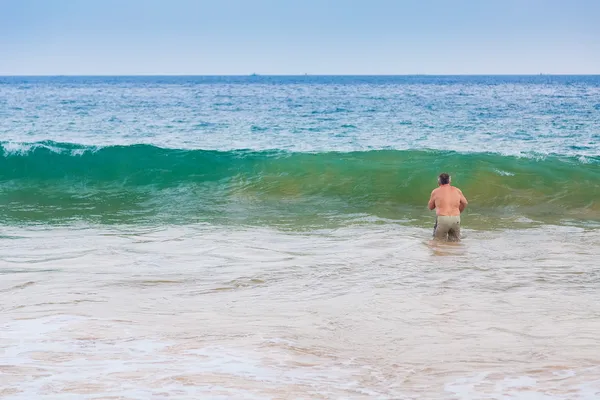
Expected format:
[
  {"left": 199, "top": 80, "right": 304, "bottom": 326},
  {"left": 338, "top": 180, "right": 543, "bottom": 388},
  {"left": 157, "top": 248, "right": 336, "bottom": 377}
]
[{"left": 1, "top": 142, "right": 598, "bottom": 228}]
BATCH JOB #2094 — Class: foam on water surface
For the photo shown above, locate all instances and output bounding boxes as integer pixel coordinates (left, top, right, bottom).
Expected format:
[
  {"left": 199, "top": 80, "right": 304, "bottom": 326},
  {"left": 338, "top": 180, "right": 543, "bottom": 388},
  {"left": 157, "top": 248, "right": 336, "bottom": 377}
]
[{"left": 1, "top": 224, "right": 599, "bottom": 399}]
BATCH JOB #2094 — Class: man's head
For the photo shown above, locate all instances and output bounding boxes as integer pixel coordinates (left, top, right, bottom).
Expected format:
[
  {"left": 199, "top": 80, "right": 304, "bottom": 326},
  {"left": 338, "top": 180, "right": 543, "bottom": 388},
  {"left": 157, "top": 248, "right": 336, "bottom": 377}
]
[{"left": 438, "top": 173, "right": 451, "bottom": 185}]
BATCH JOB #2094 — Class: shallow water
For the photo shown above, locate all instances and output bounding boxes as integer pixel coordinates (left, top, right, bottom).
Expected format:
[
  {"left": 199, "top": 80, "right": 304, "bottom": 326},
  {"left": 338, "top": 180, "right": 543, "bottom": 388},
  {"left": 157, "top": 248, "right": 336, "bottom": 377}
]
[{"left": 2, "top": 224, "right": 599, "bottom": 399}]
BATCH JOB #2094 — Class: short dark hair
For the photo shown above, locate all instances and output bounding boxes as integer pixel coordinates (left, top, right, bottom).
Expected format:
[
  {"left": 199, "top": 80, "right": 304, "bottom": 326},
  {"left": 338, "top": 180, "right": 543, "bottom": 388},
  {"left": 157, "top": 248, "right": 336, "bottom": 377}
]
[{"left": 438, "top": 173, "right": 450, "bottom": 185}]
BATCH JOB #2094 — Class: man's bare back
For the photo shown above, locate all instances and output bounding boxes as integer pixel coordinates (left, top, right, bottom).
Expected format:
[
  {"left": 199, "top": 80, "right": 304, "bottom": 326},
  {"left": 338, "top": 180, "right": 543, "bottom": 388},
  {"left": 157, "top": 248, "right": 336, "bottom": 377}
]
[
  {"left": 428, "top": 185, "right": 468, "bottom": 216},
  {"left": 428, "top": 173, "right": 468, "bottom": 241}
]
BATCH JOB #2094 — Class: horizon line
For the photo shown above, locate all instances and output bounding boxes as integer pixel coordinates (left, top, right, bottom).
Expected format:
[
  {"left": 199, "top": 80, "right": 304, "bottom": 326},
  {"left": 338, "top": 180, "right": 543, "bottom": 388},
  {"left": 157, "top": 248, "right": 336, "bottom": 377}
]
[{"left": 1, "top": 73, "right": 600, "bottom": 77}]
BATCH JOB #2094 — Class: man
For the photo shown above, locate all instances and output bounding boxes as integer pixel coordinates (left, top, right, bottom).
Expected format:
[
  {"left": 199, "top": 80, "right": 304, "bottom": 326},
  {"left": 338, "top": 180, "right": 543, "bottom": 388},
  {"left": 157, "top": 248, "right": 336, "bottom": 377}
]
[{"left": 428, "top": 173, "right": 468, "bottom": 241}]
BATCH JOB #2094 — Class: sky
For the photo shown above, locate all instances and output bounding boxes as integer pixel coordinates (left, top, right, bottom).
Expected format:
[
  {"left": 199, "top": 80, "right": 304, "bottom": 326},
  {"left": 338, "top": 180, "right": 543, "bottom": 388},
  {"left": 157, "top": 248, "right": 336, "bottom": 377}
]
[{"left": 1, "top": 0, "right": 599, "bottom": 75}]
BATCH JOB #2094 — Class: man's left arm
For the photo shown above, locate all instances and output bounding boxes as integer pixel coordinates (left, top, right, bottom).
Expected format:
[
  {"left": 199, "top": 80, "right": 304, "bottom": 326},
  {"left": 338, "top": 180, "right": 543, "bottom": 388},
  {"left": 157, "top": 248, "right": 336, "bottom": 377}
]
[{"left": 458, "top": 189, "right": 468, "bottom": 213}]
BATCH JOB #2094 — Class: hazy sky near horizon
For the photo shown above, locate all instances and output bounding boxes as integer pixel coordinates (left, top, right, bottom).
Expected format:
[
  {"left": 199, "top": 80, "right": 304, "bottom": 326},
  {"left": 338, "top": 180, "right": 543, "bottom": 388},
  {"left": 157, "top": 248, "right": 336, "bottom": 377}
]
[{"left": 1, "top": 0, "right": 599, "bottom": 75}]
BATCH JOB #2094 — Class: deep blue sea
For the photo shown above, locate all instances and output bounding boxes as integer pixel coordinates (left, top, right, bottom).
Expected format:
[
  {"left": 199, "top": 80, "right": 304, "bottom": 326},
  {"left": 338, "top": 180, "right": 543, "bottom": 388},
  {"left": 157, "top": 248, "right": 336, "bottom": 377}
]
[{"left": 2, "top": 75, "right": 599, "bottom": 155}]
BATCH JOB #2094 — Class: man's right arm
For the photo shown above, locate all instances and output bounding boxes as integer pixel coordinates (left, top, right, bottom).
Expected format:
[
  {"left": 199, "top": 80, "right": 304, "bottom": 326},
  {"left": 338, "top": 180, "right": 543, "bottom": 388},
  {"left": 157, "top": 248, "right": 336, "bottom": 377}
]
[{"left": 428, "top": 189, "right": 436, "bottom": 210}]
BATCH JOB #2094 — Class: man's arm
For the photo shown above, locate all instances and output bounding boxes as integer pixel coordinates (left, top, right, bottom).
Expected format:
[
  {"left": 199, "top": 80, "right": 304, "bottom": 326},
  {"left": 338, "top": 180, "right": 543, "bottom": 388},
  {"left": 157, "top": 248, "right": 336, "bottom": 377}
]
[
  {"left": 428, "top": 189, "right": 436, "bottom": 210},
  {"left": 458, "top": 188, "right": 468, "bottom": 213}
]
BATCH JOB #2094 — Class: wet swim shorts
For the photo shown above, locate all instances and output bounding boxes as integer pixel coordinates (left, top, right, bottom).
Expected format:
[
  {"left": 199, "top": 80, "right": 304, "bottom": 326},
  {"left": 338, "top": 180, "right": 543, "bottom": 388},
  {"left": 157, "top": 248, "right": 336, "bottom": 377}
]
[{"left": 433, "top": 215, "right": 461, "bottom": 241}]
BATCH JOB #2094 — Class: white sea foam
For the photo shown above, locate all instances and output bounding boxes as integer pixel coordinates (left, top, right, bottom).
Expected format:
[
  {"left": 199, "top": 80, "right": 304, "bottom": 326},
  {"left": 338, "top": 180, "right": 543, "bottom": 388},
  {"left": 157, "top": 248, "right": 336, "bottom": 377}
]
[
  {"left": 494, "top": 168, "right": 516, "bottom": 176},
  {"left": 1, "top": 141, "right": 65, "bottom": 156}
]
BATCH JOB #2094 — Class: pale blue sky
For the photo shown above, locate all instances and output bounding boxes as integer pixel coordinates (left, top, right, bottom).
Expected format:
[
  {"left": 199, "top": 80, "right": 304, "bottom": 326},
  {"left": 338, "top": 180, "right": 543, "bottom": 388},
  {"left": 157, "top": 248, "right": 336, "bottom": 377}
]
[{"left": 1, "top": 0, "right": 599, "bottom": 75}]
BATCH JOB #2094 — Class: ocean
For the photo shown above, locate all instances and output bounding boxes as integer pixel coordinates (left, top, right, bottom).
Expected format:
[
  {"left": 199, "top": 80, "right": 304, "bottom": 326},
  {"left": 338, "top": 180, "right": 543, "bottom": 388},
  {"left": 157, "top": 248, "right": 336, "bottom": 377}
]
[{"left": 1, "top": 75, "right": 599, "bottom": 399}]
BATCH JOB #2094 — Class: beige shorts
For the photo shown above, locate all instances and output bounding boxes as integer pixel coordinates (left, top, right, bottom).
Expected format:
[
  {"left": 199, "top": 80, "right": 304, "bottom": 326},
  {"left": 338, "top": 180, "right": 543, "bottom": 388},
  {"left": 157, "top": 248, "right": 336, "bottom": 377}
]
[{"left": 433, "top": 215, "right": 461, "bottom": 241}]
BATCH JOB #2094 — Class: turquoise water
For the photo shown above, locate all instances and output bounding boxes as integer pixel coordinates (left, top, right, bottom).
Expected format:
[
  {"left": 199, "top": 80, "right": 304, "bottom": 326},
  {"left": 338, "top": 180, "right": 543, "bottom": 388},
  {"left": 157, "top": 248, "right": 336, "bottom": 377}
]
[
  {"left": 1, "top": 75, "right": 599, "bottom": 227},
  {"left": 0, "top": 142, "right": 598, "bottom": 227}
]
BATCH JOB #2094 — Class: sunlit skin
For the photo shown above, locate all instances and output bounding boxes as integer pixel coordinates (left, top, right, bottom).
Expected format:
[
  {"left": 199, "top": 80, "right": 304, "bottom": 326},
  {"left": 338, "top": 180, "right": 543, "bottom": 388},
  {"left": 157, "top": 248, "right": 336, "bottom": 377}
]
[{"left": 428, "top": 176, "right": 468, "bottom": 216}]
